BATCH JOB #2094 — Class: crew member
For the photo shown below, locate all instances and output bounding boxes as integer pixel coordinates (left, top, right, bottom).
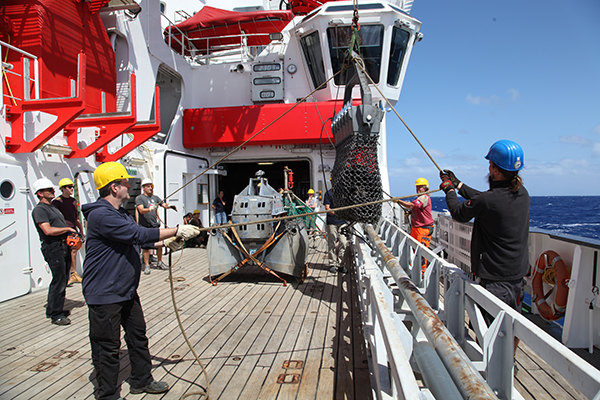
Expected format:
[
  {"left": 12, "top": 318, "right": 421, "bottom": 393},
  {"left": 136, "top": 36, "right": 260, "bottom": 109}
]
[
  {"left": 212, "top": 190, "right": 227, "bottom": 225},
  {"left": 440, "top": 139, "right": 530, "bottom": 330},
  {"left": 53, "top": 177, "right": 84, "bottom": 284},
  {"left": 31, "top": 177, "right": 76, "bottom": 326},
  {"left": 189, "top": 209, "right": 208, "bottom": 248},
  {"left": 323, "top": 187, "right": 347, "bottom": 273},
  {"left": 82, "top": 162, "right": 200, "bottom": 400},
  {"left": 306, "top": 189, "right": 318, "bottom": 210},
  {"left": 136, "top": 178, "right": 177, "bottom": 274},
  {"left": 396, "top": 177, "right": 433, "bottom": 274}
]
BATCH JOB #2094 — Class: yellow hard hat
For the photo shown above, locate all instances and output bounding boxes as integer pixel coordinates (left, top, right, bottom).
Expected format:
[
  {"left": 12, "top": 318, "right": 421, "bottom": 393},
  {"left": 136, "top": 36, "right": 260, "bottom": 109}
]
[
  {"left": 308, "top": 189, "right": 315, "bottom": 194},
  {"left": 58, "top": 178, "right": 74, "bottom": 189},
  {"left": 93, "top": 162, "right": 133, "bottom": 190},
  {"left": 415, "top": 177, "right": 429, "bottom": 187},
  {"left": 193, "top": 209, "right": 200, "bottom": 214}
]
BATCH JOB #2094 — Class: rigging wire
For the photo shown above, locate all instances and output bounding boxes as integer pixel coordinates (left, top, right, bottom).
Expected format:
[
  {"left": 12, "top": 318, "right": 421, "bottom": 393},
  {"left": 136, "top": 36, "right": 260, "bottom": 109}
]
[
  {"left": 160, "top": 68, "right": 344, "bottom": 205},
  {"left": 354, "top": 57, "right": 442, "bottom": 172}
]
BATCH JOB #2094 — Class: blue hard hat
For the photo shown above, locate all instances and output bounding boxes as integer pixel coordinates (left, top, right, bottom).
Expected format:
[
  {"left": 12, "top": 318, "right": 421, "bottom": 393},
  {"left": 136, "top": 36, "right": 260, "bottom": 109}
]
[{"left": 485, "top": 140, "right": 524, "bottom": 171}]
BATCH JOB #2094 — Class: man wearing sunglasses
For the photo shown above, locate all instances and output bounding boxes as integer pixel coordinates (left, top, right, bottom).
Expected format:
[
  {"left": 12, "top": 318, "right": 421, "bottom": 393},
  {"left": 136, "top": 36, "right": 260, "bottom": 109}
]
[
  {"left": 53, "top": 178, "right": 84, "bottom": 285},
  {"left": 31, "top": 177, "right": 77, "bottom": 326}
]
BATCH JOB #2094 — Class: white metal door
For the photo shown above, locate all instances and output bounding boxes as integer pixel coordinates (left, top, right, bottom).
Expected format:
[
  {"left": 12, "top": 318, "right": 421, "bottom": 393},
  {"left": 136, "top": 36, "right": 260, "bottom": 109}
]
[{"left": 0, "top": 164, "right": 31, "bottom": 302}]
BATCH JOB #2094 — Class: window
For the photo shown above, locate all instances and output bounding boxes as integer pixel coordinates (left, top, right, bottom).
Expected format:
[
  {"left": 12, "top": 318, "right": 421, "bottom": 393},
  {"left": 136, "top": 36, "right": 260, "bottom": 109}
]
[
  {"left": 387, "top": 26, "right": 410, "bottom": 86},
  {"left": 327, "top": 25, "right": 384, "bottom": 85},
  {"left": 300, "top": 31, "right": 327, "bottom": 90}
]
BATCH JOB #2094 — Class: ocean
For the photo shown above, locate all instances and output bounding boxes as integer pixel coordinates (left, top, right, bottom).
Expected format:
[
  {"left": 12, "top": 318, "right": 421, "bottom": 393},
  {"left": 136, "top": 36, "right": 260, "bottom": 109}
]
[{"left": 431, "top": 196, "right": 600, "bottom": 241}]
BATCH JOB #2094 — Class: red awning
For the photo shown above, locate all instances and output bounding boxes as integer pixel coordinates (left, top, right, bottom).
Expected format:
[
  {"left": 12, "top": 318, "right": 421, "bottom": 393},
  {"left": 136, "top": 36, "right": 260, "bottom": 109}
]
[{"left": 165, "top": 6, "right": 294, "bottom": 56}]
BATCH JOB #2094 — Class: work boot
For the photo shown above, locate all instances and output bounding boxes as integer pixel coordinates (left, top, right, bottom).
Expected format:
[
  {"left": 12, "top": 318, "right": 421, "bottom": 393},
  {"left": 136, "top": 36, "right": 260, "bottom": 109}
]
[
  {"left": 130, "top": 380, "right": 169, "bottom": 394},
  {"left": 143, "top": 265, "right": 151, "bottom": 275},
  {"left": 51, "top": 317, "right": 71, "bottom": 326}
]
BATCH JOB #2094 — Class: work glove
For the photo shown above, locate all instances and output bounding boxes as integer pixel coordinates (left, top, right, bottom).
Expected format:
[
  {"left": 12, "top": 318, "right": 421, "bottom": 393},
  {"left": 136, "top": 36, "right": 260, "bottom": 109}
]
[
  {"left": 440, "top": 179, "right": 455, "bottom": 194},
  {"left": 169, "top": 205, "right": 177, "bottom": 211},
  {"left": 164, "top": 237, "right": 183, "bottom": 252},
  {"left": 148, "top": 204, "right": 159, "bottom": 212},
  {"left": 440, "top": 169, "right": 460, "bottom": 187},
  {"left": 176, "top": 224, "right": 201, "bottom": 240}
]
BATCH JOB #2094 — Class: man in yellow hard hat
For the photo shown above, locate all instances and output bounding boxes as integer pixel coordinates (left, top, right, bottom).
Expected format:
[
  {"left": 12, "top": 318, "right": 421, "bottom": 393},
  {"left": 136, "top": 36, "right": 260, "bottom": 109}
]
[
  {"left": 396, "top": 178, "right": 434, "bottom": 273},
  {"left": 81, "top": 162, "right": 201, "bottom": 399},
  {"left": 52, "top": 177, "right": 84, "bottom": 284}
]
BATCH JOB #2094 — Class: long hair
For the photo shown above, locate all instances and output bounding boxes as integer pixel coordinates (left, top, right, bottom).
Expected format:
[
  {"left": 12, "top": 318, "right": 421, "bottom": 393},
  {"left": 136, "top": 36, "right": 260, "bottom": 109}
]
[{"left": 494, "top": 163, "right": 523, "bottom": 192}]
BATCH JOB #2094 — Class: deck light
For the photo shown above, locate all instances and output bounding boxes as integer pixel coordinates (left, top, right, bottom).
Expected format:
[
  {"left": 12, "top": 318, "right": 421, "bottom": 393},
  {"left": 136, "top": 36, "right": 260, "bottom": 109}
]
[{"left": 41, "top": 144, "right": 73, "bottom": 156}]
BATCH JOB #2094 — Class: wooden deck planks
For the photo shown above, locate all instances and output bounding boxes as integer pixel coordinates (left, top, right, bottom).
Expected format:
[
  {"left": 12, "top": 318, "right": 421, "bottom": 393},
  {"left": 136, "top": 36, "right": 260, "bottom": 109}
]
[{"left": 1, "top": 235, "right": 591, "bottom": 400}]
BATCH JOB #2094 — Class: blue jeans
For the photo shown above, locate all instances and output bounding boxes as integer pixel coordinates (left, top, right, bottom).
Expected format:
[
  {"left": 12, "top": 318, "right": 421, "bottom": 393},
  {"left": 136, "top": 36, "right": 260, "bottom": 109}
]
[{"left": 215, "top": 211, "right": 227, "bottom": 225}]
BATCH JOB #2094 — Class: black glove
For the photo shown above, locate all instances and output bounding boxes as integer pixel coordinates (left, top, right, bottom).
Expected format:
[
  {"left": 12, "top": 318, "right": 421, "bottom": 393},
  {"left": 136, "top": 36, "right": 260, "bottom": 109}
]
[
  {"left": 440, "top": 179, "right": 455, "bottom": 194},
  {"left": 441, "top": 169, "right": 460, "bottom": 187}
]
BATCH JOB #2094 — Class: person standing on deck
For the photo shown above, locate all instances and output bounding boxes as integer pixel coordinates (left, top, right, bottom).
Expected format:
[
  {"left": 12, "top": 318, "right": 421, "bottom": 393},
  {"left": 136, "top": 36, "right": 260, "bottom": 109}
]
[
  {"left": 395, "top": 177, "right": 434, "bottom": 275},
  {"left": 31, "top": 177, "right": 77, "bottom": 326},
  {"left": 82, "top": 162, "right": 200, "bottom": 400},
  {"left": 323, "top": 187, "right": 347, "bottom": 274},
  {"left": 136, "top": 178, "right": 177, "bottom": 275},
  {"left": 439, "top": 140, "right": 529, "bottom": 334},
  {"left": 306, "top": 189, "right": 318, "bottom": 210},
  {"left": 212, "top": 190, "right": 227, "bottom": 225},
  {"left": 52, "top": 177, "right": 84, "bottom": 285}
]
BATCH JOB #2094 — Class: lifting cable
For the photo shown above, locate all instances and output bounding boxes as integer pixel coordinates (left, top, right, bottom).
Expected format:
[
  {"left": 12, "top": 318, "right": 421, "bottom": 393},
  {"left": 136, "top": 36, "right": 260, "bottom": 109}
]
[{"left": 354, "top": 57, "right": 442, "bottom": 172}]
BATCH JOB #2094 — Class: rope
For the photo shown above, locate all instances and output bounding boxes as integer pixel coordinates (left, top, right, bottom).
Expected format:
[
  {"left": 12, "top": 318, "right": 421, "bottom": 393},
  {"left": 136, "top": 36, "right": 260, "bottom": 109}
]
[
  {"left": 199, "top": 188, "right": 440, "bottom": 233},
  {"left": 161, "top": 68, "right": 344, "bottom": 205},
  {"left": 354, "top": 58, "right": 442, "bottom": 172},
  {"left": 165, "top": 247, "right": 211, "bottom": 399}
]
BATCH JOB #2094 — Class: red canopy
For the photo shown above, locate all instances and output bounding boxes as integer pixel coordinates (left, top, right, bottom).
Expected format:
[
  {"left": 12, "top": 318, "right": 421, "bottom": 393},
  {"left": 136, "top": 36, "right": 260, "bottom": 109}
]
[{"left": 166, "top": 6, "right": 294, "bottom": 56}]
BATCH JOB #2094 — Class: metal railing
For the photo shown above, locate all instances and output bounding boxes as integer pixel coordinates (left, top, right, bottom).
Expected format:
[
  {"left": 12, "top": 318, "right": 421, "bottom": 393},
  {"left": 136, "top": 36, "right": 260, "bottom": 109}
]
[
  {"left": 160, "top": 14, "right": 281, "bottom": 65},
  {"left": 353, "top": 216, "right": 600, "bottom": 399},
  {"left": 1, "top": 40, "right": 39, "bottom": 104}
]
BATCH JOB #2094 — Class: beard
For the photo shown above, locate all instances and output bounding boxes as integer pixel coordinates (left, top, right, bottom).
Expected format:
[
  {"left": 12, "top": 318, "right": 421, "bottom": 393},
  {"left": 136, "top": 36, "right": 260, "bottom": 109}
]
[{"left": 486, "top": 173, "right": 493, "bottom": 189}]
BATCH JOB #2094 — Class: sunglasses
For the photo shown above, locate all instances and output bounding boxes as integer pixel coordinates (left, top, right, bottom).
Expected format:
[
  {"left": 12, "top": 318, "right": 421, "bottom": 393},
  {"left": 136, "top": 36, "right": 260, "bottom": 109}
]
[{"left": 63, "top": 185, "right": 74, "bottom": 189}]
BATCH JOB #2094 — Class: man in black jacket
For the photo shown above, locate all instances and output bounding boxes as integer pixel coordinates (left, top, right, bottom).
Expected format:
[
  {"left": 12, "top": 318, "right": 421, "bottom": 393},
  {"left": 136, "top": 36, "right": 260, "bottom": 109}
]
[{"left": 440, "top": 140, "right": 530, "bottom": 320}]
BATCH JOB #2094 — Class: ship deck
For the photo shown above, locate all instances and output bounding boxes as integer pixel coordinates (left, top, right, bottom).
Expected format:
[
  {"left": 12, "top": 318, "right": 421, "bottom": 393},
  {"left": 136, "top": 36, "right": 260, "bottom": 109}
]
[
  {"left": 0, "top": 238, "right": 371, "bottom": 400},
  {"left": 0, "top": 236, "right": 592, "bottom": 399}
]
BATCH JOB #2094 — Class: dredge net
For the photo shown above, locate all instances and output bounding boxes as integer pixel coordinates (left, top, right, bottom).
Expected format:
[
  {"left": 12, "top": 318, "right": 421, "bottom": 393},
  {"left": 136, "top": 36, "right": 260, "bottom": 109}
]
[{"left": 331, "top": 130, "right": 382, "bottom": 225}]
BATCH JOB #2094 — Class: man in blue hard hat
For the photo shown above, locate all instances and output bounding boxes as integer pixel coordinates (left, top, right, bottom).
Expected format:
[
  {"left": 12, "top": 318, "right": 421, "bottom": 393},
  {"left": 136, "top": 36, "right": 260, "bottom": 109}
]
[{"left": 439, "top": 139, "right": 530, "bottom": 325}]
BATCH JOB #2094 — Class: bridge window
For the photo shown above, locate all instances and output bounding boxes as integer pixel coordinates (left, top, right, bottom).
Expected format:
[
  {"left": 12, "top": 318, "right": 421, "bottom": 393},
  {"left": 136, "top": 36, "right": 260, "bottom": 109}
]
[
  {"left": 387, "top": 26, "right": 410, "bottom": 86},
  {"left": 327, "top": 25, "right": 384, "bottom": 85},
  {"left": 300, "top": 31, "right": 327, "bottom": 91}
]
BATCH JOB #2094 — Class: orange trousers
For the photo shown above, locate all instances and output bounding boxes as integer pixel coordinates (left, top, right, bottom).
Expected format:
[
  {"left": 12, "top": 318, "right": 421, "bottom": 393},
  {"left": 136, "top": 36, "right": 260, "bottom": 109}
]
[{"left": 411, "top": 226, "right": 433, "bottom": 273}]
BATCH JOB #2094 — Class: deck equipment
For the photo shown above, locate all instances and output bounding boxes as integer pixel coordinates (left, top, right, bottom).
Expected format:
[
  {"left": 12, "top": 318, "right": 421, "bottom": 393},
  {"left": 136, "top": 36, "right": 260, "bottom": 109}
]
[{"left": 207, "top": 170, "right": 308, "bottom": 285}]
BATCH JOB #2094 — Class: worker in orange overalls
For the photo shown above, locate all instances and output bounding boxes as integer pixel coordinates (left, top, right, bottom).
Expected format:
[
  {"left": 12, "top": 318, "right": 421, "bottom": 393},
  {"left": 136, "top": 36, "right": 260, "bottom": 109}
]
[{"left": 396, "top": 178, "right": 434, "bottom": 274}]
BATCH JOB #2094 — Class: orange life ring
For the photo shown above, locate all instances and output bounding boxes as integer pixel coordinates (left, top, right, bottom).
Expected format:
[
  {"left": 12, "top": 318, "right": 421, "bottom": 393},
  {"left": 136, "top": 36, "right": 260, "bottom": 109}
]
[{"left": 531, "top": 250, "right": 570, "bottom": 321}]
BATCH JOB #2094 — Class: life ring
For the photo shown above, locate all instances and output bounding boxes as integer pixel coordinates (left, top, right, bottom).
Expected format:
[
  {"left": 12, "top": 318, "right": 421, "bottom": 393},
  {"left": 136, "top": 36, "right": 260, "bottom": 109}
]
[{"left": 531, "top": 250, "right": 570, "bottom": 321}]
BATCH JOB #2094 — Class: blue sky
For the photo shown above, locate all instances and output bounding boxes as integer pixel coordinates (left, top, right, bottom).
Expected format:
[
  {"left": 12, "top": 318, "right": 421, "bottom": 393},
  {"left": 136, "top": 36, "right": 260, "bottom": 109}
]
[{"left": 387, "top": 0, "right": 600, "bottom": 197}]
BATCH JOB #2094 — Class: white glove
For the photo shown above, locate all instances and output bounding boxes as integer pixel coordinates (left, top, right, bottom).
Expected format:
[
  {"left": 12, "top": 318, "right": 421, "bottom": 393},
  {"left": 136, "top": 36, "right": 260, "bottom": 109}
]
[
  {"left": 149, "top": 204, "right": 159, "bottom": 212},
  {"left": 176, "top": 224, "right": 201, "bottom": 240},
  {"left": 164, "top": 237, "right": 183, "bottom": 252}
]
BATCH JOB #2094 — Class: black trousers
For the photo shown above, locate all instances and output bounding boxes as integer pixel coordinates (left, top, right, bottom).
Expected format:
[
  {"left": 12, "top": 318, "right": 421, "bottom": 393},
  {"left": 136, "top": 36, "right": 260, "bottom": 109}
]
[
  {"left": 41, "top": 241, "right": 71, "bottom": 319},
  {"left": 88, "top": 295, "right": 153, "bottom": 400}
]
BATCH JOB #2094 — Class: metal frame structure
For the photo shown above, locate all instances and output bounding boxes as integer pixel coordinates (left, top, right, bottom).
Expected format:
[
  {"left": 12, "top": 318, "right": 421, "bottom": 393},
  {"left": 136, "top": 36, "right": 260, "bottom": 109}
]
[{"left": 352, "top": 213, "right": 600, "bottom": 399}]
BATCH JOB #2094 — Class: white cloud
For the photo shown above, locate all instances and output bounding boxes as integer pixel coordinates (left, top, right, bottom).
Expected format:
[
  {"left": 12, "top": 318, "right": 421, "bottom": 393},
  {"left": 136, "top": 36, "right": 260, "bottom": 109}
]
[
  {"left": 466, "top": 93, "right": 498, "bottom": 105},
  {"left": 508, "top": 88, "right": 520, "bottom": 102},
  {"left": 559, "top": 135, "right": 591, "bottom": 145},
  {"left": 428, "top": 149, "right": 447, "bottom": 159},
  {"left": 592, "top": 142, "right": 600, "bottom": 158}
]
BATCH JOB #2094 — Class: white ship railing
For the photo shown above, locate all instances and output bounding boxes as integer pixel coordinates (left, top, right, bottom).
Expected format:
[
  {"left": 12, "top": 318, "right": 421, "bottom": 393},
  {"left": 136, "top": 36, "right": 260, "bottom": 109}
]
[
  {"left": 0, "top": 40, "right": 40, "bottom": 103},
  {"left": 353, "top": 216, "right": 600, "bottom": 399},
  {"left": 161, "top": 13, "right": 280, "bottom": 65}
]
